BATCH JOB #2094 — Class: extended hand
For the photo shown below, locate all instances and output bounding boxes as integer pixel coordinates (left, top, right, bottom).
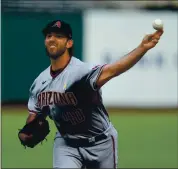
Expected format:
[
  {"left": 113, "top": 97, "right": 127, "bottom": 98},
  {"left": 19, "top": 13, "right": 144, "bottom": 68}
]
[{"left": 140, "top": 29, "right": 164, "bottom": 50}]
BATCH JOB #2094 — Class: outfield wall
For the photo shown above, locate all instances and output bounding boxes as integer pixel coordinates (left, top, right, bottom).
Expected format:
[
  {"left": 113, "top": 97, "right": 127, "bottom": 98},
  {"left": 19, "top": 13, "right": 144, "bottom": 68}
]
[
  {"left": 1, "top": 12, "right": 83, "bottom": 102},
  {"left": 83, "top": 10, "right": 178, "bottom": 108},
  {"left": 2, "top": 10, "right": 177, "bottom": 108}
]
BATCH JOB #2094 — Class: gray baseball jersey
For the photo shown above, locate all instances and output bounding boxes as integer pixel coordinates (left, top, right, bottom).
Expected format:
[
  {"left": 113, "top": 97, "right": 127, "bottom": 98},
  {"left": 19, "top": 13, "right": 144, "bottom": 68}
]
[
  {"left": 28, "top": 56, "right": 118, "bottom": 168},
  {"left": 28, "top": 56, "right": 110, "bottom": 137}
]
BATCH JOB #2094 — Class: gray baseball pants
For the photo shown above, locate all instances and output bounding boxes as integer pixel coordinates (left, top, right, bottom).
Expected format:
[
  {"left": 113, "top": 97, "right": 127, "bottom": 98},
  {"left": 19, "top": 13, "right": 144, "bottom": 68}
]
[{"left": 53, "top": 124, "right": 118, "bottom": 168}]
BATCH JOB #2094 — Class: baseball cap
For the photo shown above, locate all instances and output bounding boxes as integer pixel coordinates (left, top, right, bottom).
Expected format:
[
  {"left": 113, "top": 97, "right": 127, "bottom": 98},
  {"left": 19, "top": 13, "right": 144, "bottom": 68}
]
[{"left": 42, "top": 20, "right": 72, "bottom": 39}]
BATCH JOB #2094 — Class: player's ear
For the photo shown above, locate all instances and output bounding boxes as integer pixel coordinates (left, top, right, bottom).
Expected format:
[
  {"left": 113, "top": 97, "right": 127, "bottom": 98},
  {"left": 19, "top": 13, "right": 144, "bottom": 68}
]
[
  {"left": 44, "top": 36, "right": 48, "bottom": 46},
  {"left": 66, "top": 39, "right": 73, "bottom": 49}
]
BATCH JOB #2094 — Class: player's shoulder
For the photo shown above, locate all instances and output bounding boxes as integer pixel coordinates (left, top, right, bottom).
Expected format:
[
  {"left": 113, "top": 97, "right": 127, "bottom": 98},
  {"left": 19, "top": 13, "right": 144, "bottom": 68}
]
[
  {"left": 69, "top": 56, "right": 97, "bottom": 72},
  {"left": 37, "top": 66, "right": 51, "bottom": 80},
  {"left": 69, "top": 56, "right": 88, "bottom": 67},
  {"left": 69, "top": 56, "right": 103, "bottom": 78},
  {"left": 29, "top": 66, "right": 51, "bottom": 92}
]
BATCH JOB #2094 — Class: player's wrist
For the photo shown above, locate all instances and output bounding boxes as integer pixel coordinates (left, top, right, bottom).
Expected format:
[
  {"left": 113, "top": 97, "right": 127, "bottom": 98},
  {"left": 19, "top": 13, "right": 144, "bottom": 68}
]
[{"left": 137, "top": 44, "right": 149, "bottom": 53}]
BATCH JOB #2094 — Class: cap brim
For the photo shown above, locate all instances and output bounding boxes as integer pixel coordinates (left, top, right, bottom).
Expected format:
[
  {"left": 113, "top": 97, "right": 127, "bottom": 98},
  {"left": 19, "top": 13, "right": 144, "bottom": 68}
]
[{"left": 42, "top": 27, "right": 68, "bottom": 37}]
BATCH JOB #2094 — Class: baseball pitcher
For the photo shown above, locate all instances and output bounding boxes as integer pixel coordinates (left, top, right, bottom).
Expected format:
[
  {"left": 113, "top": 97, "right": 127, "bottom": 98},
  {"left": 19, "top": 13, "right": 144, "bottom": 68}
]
[{"left": 18, "top": 20, "right": 163, "bottom": 168}]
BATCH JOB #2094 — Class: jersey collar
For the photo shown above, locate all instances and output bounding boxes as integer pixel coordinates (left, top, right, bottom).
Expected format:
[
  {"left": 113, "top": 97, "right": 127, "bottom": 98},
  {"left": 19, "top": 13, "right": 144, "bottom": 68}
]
[{"left": 50, "top": 57, "right": 72, "bottom": 78}]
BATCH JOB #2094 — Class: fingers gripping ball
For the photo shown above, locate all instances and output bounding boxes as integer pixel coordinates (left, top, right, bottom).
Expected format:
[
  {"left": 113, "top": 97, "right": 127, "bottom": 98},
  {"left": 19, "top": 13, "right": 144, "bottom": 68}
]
[{"left": 18, "top": 114, "right": 50, "bottom": 148}]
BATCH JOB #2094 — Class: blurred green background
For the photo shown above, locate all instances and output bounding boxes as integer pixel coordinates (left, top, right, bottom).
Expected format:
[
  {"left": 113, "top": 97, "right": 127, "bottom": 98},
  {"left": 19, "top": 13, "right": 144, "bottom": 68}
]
[
  {"left": 2, "top": 108, "right": 178, "bottom": 168},
  {"left": 1, "top": 12, "right": 83, "bottom": 102}
]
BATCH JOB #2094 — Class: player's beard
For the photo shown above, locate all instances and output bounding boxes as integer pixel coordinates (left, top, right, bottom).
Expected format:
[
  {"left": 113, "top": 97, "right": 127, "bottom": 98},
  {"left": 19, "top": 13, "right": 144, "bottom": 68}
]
[{"left": 45, "top": 47, "right": 67, "bottom": 60}]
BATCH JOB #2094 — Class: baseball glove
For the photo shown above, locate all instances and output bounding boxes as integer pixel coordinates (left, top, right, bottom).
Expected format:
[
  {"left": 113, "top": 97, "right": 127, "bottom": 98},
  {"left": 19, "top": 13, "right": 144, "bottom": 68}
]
[{"left": 18, "top": 113, "right": 50, "bottom": 148}]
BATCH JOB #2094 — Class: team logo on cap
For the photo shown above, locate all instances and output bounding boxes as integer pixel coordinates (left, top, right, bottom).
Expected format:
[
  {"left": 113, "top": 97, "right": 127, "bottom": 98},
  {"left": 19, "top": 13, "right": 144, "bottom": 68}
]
[{"left": 52, "top": 21, "right": 61, "bottom": 28}]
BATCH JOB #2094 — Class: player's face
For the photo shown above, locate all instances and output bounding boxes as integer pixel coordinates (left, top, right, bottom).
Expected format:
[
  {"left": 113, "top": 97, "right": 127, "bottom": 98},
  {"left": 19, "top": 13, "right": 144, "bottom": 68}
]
[{"left": 45, "top": 32, "right": 71, "bottom": 60}]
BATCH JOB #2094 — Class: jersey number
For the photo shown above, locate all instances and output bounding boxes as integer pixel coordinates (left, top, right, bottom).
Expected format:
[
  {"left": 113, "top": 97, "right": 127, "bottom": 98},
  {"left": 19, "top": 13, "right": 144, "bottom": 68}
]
[{"left": 62, "top": 109, "right": 85, "bottom": 125}]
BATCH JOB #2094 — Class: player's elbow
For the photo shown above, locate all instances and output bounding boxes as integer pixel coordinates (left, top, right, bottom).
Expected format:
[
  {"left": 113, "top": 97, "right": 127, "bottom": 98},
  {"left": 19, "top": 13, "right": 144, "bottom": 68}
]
[
  {"left": 104, "top": 64, "right": 121, "bottom": 78},
  {"left": 97, "top": 65, "right": 118, "bottom": 88}
]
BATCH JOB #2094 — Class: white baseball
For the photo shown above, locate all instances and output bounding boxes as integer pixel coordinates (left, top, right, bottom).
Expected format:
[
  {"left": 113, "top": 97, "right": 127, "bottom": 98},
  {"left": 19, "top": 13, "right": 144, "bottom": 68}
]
[{"left": 152, "top": 19, "right": 163, "bottom": 30}]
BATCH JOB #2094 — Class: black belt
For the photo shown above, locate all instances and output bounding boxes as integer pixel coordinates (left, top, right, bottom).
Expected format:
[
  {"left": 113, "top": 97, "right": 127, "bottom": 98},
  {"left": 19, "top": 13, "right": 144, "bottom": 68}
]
[
  {"left": 63, "top": 132, "right": 109, "bottom": 147},
  {"left": 62, "top": 125, "right": 111, "bottom": 147}
]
